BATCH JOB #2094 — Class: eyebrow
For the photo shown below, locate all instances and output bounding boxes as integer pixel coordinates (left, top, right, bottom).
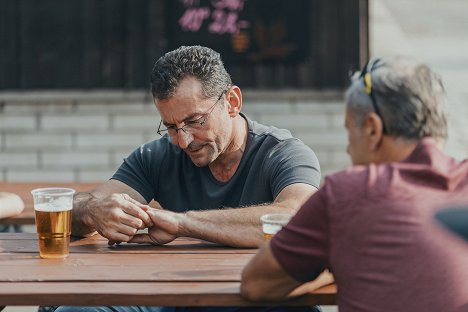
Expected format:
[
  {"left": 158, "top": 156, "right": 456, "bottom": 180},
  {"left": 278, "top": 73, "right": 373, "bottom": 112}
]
[{"left": 162, "top": 111, "right": 204, "bottom": 126}]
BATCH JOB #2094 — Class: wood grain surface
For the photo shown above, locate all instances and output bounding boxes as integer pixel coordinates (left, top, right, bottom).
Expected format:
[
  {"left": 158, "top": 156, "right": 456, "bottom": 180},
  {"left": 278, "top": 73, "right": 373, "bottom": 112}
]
[{"left": 0, "top": 233, "right": 337, "bottom": 306}]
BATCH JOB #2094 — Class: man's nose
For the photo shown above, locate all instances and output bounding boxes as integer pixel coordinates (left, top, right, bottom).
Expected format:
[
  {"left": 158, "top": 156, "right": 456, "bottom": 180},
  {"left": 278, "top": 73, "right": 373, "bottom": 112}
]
[{"left": 176, "top": 129, "right": 193, "bottom": 149}]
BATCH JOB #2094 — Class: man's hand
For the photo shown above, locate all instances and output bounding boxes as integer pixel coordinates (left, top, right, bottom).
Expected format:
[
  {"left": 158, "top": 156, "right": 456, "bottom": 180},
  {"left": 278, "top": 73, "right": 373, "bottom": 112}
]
[
  {"left": 86, "top": 193, "right": 153, "bottom": 244},
  {"left": 128, "top": 208, "right": 183, "bottom": 245}
]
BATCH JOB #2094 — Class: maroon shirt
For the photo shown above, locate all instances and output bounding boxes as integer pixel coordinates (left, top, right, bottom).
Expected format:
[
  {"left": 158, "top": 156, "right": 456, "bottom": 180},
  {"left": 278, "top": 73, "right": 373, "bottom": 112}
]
[{"left": 271, "top": 138, "right": 468, "bottom": 312}]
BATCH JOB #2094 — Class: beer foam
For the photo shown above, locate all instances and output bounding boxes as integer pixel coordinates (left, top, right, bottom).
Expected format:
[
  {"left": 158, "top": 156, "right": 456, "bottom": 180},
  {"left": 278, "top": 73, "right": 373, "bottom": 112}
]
[
  {"left": 263, "top": 223, "right": 283, "bottom": 235},
  {"left": 34, "top": 200, "right": 72, "bottom": 212}
]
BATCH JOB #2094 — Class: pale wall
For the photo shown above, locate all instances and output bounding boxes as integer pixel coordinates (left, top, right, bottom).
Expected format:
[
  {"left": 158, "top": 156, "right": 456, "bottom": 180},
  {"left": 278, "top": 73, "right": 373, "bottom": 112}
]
[{"left": 0, "top": 91, "right": 350, "bottom": 183}]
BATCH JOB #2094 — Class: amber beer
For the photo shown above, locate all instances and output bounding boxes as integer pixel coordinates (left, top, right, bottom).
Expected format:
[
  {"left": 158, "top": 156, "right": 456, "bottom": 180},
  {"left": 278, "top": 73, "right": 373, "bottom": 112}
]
[
  {"left": 35, "top": 205, "right": 72, "bottom": 258},
  {"left": 261, "top": 213, "right": 292, "bottom": 240},
  {"left": 31, "top": 188, "right": 75, "bottom": 259}
]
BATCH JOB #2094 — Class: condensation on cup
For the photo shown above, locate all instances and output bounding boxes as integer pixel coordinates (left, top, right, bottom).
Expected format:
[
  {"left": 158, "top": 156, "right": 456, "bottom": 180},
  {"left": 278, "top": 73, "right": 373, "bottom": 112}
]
[
  {"left": 31, "top": 188, "right": 75, "bottom": 259},
  {"left": 261, "top": 213, "right": 292, "bottom": 240}
]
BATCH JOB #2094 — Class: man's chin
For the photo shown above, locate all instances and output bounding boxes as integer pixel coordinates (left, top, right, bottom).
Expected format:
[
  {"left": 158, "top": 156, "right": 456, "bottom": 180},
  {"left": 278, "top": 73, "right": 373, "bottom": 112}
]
[
  {"left": 189, "top": 156, "right": 211, "bottom": 167},
  {"left": 186, "top": 151, "right": 210, "bottom": 167}
]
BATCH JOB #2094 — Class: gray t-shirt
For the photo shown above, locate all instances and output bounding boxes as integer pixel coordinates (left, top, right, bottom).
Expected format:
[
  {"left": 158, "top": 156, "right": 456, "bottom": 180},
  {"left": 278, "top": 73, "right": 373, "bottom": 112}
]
[{"left": 112, "top": 114, "right": 320, "bottom": 212}]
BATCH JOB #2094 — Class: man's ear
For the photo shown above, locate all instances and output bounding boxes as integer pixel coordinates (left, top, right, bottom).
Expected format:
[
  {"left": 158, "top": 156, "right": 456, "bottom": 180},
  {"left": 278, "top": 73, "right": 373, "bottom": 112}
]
[
  {"left": 364, "top": 112, "right": 384, "bottom": 151},
  {"left": 227, "top": 86, "right": 242, "bottom": 117}
]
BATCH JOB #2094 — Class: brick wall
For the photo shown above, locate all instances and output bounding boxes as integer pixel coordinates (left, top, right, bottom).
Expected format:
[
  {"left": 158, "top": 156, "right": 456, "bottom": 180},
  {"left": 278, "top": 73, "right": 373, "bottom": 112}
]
[{"left": 0, "top": 91, "right": 350, "bottom": 182}]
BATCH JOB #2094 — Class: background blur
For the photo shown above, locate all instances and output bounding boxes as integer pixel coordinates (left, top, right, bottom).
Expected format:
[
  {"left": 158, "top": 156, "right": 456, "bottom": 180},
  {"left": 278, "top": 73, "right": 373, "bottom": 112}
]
[
  {"left": 1, "top": 0, "right": 467, "bottom": 311},
  {"left": 0, "top": 0, "right": 367, "bottom": 183},
  {"left": 0, "top": 0, "right": 466, "bottom": 188}
]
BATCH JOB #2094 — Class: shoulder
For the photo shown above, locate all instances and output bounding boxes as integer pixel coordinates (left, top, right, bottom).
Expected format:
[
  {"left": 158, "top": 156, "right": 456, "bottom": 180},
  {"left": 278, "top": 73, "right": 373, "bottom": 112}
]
[
  {"left": 246, "top": 116, "right": 314, "bottom": 154},
  {"left": 247, "top": 116, "right": 295, "bottom": 142},
  {"left": 323, "top": 163, "right": 391, "bottom": 197}
]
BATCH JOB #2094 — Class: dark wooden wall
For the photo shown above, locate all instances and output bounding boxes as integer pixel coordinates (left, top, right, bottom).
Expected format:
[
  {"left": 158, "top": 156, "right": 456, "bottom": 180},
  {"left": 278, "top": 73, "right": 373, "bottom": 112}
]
[{"left": 0, "top": 0, "right": 368, "bottom": 90}]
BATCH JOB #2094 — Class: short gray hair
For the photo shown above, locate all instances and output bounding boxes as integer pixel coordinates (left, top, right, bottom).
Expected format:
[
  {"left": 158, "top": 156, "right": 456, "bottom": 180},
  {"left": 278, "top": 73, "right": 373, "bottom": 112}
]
[
  {"left": 345, "top": 56, "right": 448, "bottom": 140},
  {"left": 150, "top": 46, "right": 232, "bottom": 101}
]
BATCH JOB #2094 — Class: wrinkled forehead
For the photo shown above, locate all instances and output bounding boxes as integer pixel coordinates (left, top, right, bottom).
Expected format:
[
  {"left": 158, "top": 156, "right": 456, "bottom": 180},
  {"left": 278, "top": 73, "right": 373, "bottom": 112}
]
[
  {"left": 155, "top": 78, "right": 213, "bottom": 122},
  {"left": 155, "top": 77, "right": 206, "bottom": 106}
]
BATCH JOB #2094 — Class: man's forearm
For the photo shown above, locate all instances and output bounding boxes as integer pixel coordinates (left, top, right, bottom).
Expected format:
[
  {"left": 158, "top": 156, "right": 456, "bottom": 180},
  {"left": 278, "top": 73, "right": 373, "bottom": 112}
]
[
  {"left": 180, "top": 204, "right": 297, "bottom": 248},
  {"left": 72, "top": 192, "right": 97, "bottom": 237}
]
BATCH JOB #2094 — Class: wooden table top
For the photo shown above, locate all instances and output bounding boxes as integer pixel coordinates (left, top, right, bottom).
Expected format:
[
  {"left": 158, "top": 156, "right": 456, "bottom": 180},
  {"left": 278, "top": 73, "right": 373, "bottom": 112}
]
[
  {"left": 0, "top": 233, "right": 337, "bottom": 306},
  {"left": 0, "top": 182, "right": 100, "bottom": 225}
]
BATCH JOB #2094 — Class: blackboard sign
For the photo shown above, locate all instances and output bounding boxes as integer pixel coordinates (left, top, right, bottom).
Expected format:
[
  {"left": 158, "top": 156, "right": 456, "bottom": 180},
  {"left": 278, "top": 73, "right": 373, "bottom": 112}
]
[
  {"left": 167, "top": 0, "right": 310, "bottom": 64},
  {"left": 0, "top": 0, "right": 368, "bottom": 89}
]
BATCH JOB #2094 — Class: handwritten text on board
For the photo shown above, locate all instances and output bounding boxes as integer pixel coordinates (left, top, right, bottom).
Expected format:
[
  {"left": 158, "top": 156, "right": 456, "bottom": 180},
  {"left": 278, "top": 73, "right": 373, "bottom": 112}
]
[{"left": 178, "top": 0, "right": 250, "bottom": 34}]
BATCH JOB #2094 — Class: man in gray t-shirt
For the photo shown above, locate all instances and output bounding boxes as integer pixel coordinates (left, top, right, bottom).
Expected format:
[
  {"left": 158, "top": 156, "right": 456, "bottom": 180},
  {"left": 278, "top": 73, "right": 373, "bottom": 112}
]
[
  {"left": 71, "top": 45, "right": 320, "bottom": 249},
  {"left": 64, "top": 45, "right": 322, "bottom": 312}
]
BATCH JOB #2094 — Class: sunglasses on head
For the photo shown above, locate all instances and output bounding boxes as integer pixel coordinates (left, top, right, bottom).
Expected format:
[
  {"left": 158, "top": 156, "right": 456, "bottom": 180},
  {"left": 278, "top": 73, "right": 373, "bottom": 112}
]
[{"left": 358, "top": 58, "right": 387, "bottom": 134}]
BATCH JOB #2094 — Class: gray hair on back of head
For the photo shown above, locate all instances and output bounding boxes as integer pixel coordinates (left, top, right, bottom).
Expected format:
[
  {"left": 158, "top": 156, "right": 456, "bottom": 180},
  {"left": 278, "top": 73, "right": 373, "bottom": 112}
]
[{"left": 345, "top": 56, "right": 448, "bottom": 141}]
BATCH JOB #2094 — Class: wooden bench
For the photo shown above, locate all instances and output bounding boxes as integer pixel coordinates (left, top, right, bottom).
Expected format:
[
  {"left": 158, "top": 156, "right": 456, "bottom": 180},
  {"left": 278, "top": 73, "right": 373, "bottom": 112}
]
[{"left": 0, "top": 182, "right": 100, "bottom": 225}]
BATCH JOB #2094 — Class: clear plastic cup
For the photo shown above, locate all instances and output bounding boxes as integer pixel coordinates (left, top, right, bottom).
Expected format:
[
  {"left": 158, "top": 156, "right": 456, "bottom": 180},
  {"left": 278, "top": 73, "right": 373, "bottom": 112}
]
[
  {"left": 260, "top": 213, "right": 292, "bottom": 240},
  {"left": 31, "top": 188, "right": 75, "bottom": 259}
]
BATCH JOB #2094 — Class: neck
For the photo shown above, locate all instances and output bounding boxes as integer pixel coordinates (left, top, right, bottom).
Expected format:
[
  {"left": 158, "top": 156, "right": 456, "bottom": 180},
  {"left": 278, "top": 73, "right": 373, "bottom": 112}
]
[
  {"left": 376, "top": 136, "right": 419, "bottom": 163},
  {"left": 209, "top": 116, "right": 248, "bottom": 182}
]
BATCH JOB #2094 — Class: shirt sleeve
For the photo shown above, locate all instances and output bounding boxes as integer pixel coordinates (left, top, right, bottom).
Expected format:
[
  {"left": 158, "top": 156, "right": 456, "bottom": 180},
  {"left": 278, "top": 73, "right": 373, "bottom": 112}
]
[
  {"left": 270, "top": 186, "right": 330, "bottom": 282},
  {"left": 265, "top": 138, "right": 321, "bottom": 198},
  {"left": 111, "top": 143, "right": 161, "bottom": 203}
]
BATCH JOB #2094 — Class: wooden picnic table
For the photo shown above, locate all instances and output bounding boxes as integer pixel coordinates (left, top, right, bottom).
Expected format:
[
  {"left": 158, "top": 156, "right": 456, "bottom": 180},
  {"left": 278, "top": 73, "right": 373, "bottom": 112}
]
[
  {"left": 0, "top": 182, "right": 100, "bottom": 225},
  {"left": 0, "top": 233, "right": 337, "bottom": 307}
]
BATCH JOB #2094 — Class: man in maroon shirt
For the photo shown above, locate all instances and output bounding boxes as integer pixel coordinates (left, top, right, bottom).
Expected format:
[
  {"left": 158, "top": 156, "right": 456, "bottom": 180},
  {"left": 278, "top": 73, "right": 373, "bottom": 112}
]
[{"left": 240, "top": 56, "right": 468, "bottom": 312}]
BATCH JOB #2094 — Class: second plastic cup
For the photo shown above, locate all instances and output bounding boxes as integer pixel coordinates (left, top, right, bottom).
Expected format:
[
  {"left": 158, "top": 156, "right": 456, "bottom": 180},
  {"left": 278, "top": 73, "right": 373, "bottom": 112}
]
[{"left": 260, "top": 213, "right": 292, "bottom": 240}]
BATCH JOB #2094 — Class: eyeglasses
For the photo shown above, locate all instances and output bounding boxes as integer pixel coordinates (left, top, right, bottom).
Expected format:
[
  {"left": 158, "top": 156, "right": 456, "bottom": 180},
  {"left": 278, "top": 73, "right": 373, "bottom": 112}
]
[
  {"left": 358, "top": 58, "right": 387, "bottom": 133},
  {"left": 157, "top": 90, "right": 227, "bottom": 136}
]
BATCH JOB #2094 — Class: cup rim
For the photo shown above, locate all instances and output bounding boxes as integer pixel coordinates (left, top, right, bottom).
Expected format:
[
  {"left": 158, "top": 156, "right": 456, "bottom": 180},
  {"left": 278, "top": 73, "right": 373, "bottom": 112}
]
[
  {"left": 260, "top": 213, "right": 292, "bottom": 224},
  {"left": 31, "top": 187, "right": 76, "bottom": 196}
]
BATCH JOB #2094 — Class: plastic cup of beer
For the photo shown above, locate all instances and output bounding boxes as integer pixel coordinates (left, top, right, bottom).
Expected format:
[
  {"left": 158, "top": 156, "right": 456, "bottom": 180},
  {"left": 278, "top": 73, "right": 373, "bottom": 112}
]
[
  {"left": 261, "top": 213, "right": 292, "bottom": 240},
  {"left": 31, "top": 188, "right": 75, "bottom": 259}
]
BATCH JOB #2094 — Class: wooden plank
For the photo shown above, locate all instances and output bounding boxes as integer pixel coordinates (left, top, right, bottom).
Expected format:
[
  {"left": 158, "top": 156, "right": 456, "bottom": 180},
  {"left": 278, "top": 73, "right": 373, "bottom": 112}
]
[
  {"left": 0, "top": 240, "right": 256, "bottom": 255},
  {"left": 226, "top": 64, "right": 256, "bottom": 88},
  {"left": 0, "top": 233, "right": 36, "bottom": 240},
  {"left": 338, "top": 0, "right": 354, "bottom": 85},
  {"left": 25, "top": 0, "right": 65, "bottom": 88},
  {"left": 0, "top": 282, "right": 337, "bottom": 306},
  {"left": 101, "top": 0, "right": 125, "bottom": 87},
  {"left": 0, "top": 234, "right": 337, "bottom": 306},
  {"left": 146, "top": 0, "right": 166, "bottom": 79},
  {"left": 125, "top": 0, "right": 148, "bottom": 88},
  {"left": 81, "top": 0, "right": 103, "bottom": 88},
  {"left": 18, "top": 0, "right": 37, "bottom": 88},
  {"left": 0, "top": 234, "right": 256, "bottom": 254},
  {"left": 358, "top": 0, "right": 370, "bottom": 67},
  {"left": 54, "top": 1, "right": 82, "bottom": 87},
  {"left": 0, "top": 263, "right": 248, "bottom": 282},
  {"left": 316, "top": 1, "right": 341, "bottom": 88},
  {"left": 0, "top": 0, "right": 19, "bottom": 89},
  {"left": 0, "top": 182, "right": 100, "bottom": 225}
]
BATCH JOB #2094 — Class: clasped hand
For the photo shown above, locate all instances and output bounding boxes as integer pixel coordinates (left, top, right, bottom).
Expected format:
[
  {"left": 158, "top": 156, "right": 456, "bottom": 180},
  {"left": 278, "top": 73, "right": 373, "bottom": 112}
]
[{"left": 91, "top": 194, "right": 182, "bottom": 246}]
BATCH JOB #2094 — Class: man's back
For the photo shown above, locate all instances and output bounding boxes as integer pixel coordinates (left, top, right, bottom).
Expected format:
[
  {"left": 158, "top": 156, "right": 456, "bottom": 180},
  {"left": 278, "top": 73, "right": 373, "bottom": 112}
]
[{"left": 271, "top": 139, "right": 468, "bottom": 311}]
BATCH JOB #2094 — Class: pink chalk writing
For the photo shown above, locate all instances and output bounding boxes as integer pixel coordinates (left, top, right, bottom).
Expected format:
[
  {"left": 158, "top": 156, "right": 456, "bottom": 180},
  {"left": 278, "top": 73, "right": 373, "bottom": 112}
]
[
  {"left": 178, "top": 7, "right": 211, "bottom": 32},
  {"left": 178, "top": 0, "right": 250, "bottom": 34}
]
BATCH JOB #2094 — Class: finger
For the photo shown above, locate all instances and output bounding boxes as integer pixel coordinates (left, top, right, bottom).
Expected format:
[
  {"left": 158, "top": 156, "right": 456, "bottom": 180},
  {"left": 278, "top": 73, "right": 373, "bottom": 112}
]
[
  {"left": 113, "top": 222, "right": 139, "bottom": 237},
  {"left": 128, "top": 234, "right": 157, "bottom": 244},
  {"left": 127, "top": 195, "right": 156, "bottom": 229},
  {"left": 119, "top": 213, "right": 145, "bottom": 230},
  {"left": 102, "top": 231, "right": 132, "bottom": 243},
  {"left": 120, "top": 200, "right": 154, "bottom": 228},
  {"left": 122, "top": 194, "right": 152, "bottom": 212}
]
